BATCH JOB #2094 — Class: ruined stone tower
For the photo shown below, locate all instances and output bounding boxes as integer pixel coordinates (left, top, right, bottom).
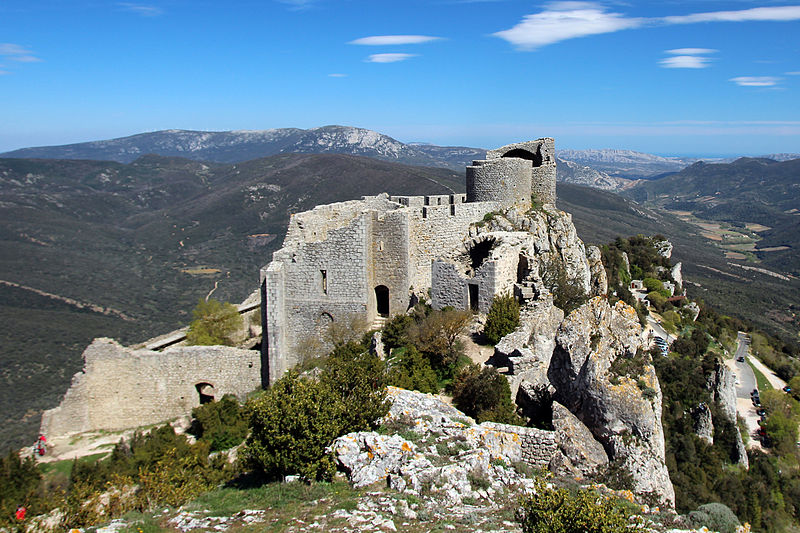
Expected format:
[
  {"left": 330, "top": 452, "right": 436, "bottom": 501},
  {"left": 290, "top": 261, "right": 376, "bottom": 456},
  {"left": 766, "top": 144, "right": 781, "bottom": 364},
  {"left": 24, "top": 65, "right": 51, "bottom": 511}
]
[{"left": 466, "top": 138, "right": 556, "bottom": 209}]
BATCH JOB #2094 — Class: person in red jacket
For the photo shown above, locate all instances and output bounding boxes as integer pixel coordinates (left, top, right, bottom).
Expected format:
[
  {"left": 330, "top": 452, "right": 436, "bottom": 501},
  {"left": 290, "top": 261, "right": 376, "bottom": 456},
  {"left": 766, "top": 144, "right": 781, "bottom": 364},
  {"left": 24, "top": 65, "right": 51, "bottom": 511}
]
[
  {"left": 35, "top": 435, "right": 46, "bottom": 456},
  {"left": 15, "top": 505, "right": 26, "bottom": 521}
]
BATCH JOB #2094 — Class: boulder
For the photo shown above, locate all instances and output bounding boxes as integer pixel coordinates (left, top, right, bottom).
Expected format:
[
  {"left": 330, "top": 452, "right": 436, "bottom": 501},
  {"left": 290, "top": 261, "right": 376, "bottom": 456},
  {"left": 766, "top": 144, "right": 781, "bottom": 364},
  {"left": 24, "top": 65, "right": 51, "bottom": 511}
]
[{"left": 550, "top": 402, "right": 608, "bottom": 478}]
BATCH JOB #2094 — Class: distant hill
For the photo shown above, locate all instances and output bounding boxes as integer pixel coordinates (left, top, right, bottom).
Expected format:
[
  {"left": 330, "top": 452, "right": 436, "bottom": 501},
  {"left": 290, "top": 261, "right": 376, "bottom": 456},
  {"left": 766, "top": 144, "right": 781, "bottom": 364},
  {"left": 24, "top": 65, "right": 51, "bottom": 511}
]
[
  {"left": 625, "top": 157, "right": 800, "bottom": 275},
  {"left": 1, "top": 127, "right": 630, "bottom": 191},
  {"left": 555, "top": 148, "right": 700, "bottom": 179}
]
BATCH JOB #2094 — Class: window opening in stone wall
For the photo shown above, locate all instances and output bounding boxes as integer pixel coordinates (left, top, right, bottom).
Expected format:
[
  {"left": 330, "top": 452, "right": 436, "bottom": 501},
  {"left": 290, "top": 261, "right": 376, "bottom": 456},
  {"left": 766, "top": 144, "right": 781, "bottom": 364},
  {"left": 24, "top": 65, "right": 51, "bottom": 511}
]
[
  {"left": 424, "top": 197, "right": 430, "bottom": 206},
  {"left": 469, "top": 237, "right": 496, "bottom": 270},
  {"left": 196, "top": 383, "right": 215, "bottom": 404},
  {"left": 378, "top": 240, "right": 384, "bottom": 251},
  {"left": 438, "top": 198, "right": 442, "bottom": 205},
  {"left": 501, "top": 147, "right": 543, "bottom": 167},
  {"left": 450, "top": 204, "right": 456, "bottom": 216},
  {"left": 321, "top": 270, "right": 328, "bottom": 294},
  {"left": 422, "top": 207, "right": 427, "bottom": 219},
  {"left": 375, "top": 285, "right": 390, "bottom": 317},
  {"left": 468, "top": 283, "right": 480, "bottom": 311}
]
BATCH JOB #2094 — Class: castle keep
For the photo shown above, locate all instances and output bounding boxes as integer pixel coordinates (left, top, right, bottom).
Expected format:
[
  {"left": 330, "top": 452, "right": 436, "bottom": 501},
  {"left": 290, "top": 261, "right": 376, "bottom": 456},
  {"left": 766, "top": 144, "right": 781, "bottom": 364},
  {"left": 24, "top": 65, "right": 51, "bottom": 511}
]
[{"left": 261, "top": 138, "right": 557, "bottom": 383}]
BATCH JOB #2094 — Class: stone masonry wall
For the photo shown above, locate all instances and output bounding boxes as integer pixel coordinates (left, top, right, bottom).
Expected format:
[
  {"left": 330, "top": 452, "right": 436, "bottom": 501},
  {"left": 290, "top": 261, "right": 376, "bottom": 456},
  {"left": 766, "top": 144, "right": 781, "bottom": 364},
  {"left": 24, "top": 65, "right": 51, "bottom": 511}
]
[
  {"left": 41, "top": 338, "right": 261, "bottom": 438},
  {"left": 368, "top": 209, "right": 411, "bottom": 317},
  {"left": 406, "top": 200, "right": 499, "bottom": 293},
  {"left": 481, "top": 421, "right": 558, "bottom": 468},
  {"left": 486, "top": 138, "right": 557, "bottom": 206}
]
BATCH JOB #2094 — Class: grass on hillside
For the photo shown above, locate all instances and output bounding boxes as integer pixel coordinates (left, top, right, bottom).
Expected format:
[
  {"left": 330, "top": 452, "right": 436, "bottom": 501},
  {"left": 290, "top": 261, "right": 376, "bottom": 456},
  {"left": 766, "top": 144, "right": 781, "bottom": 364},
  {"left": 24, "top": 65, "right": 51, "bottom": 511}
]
[{"left": 748, "top": 358, "right": 773, "bottom": 392}]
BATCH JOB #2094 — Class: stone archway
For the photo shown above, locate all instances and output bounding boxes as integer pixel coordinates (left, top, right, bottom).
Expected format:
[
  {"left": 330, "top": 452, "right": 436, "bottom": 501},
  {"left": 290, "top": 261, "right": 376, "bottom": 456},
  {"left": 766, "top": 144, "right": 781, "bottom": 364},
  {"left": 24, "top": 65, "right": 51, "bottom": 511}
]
[
  {"left": 501, "top": 147, "right": 543, "bottom": 166},
  {"left": 375, "top": 285, "right": 390, "bottom": 317},
  {"left": 195, "top": 382, "right": 215, "bottom": 404}
]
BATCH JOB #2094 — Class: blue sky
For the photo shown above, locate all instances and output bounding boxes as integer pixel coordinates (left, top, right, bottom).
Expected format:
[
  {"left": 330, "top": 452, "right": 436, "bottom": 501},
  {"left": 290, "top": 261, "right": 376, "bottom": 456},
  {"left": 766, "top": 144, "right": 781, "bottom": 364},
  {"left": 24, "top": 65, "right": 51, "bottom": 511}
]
[{"left": 1, "top": 1, "right": 799, "bottom": 156}]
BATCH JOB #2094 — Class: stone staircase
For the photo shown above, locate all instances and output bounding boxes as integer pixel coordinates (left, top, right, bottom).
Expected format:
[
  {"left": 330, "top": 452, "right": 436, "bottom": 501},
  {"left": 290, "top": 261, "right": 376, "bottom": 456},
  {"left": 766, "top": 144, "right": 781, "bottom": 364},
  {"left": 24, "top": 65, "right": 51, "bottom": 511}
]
[
  {"left": 514, "top": 280, "right": 537, "bottom": 303},
  {"left": 371, "top": 315, "right": 388, "bottom": 330}
]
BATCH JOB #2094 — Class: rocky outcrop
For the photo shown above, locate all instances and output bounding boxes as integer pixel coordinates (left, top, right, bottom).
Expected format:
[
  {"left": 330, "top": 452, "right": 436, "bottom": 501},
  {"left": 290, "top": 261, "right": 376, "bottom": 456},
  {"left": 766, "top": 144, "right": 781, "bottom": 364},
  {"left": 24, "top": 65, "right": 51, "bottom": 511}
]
[
  {"left": 587, "top": 245, "right": 608, "bottom": 297},
  {"left": 332, "top": 388, "right": 555, "bottom": 505},
  {"left": 547, "top": 297, "right": 675, "bottom": 507},
  {"left": 712, "top": 363, "right": 749, "bottom": 468},
  {"left": 492, "top": 295, "right": 563, "bottom": 398},
  {"left": 692, "top": 404, "right": 713, "bottom": 444},
  {"left": 671, "top": 262, "right": 683, "bottom": 290}
]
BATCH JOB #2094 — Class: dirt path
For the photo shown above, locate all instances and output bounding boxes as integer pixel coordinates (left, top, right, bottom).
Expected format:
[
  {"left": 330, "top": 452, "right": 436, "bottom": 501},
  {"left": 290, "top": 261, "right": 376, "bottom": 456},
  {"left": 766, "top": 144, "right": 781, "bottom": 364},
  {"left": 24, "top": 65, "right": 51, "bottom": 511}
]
[{"left": 750, "top": 355, "right": 787, "bottom": 390}]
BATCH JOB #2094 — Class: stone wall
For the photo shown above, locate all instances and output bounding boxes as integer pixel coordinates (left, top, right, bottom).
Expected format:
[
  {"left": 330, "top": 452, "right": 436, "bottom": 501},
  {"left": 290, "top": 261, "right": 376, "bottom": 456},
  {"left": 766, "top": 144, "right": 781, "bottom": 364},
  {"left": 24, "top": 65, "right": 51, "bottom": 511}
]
[
  {"left": 41, "top": 338, "right": 261, "bottom": 438},
  {"left": 368, "top": 209, "right": 411, "bottom": 317},
  {"left": 481, "top": 422, "right": 558, "bottom": 468},
  {"left": 486, "top": 138, "right": 557, "bottom": 206},
  {"left": 466, "top": 158, "right": 532, "bottom": 210}
]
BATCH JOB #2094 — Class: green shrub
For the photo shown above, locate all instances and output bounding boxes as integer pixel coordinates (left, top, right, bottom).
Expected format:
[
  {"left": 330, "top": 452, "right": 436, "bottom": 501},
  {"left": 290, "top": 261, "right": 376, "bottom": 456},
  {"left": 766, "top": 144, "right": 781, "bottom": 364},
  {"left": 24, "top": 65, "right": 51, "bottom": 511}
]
[
  {"left": 190, "top": 394, "right": 249, "bottom": 452},
  {"left": 243, "top": 372, "right": 343, "bottom": 481},
  {"left": 688, "top": 503, "right": 740, "bottom": 533},
  {"left": 516, "top": 478, "right": 631, "bottom": 533},
  {"left": 484, "top": 293, "right": 520, "bottom": 345},
  {"left": 382, "top": 314, "right": 414, "bottom": 350},
  {"left": 244, "top": 343, "right": 388, "bottom": 482},
  {"left": 408, "top": 307, "right": 471, "bottom": 380},
  {"left": 452, "top": 364, "right": 524, "bottom": 425},
  {"left": 386, "top": 346, "right": 439, "bottom": 394},
  {"left": 0, "top": 450, "right": 49, "bottom": 528},
  {"left": 186, "top": 298, "right": 243, "bottom": 346}
]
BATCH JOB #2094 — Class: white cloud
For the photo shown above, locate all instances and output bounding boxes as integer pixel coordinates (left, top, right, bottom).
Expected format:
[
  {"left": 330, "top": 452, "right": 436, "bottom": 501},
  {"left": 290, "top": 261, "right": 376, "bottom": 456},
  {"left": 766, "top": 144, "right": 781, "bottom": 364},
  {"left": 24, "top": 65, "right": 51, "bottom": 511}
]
[
  {"left": 118, "top": 3, "right": 163, "bottom": 16},
  {"left": 492, "top": 3, "right": 642, "bottom": 50},
  {"left": 349, "top": 35, "right": 442, "bottom": 46},
  {"left": 494, "top": 3, "right": 800, "bottom": 50},
  {"left": 328, "top": 73, "right": 347, "bottom": 77},
  {"left": 663, "top": 6, "right": 800, "bottom": 25},
  {"left": 786, "top": 71, "right": 800, "bottom": 75},
  {"left": 660, "top": 55, "right": 712, "bottom": 69},
  {"left": 665, "top": 48, "right": 718, "bottom": 55},
  {"left": 729, "top": 76, "right": 781, "bottom": 87},
  {"left": 0, "top": 43, "right": 41, "bottom": 62},
  {"left": 366, "top": 53, "right": 417, "bottom": 63}
]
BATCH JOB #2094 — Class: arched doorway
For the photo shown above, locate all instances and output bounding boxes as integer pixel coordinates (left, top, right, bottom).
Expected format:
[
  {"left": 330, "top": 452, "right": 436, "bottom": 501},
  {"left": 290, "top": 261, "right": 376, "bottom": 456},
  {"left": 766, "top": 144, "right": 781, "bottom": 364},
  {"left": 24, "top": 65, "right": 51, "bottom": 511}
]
[
  {"left": 375, "top": 285, "right": 390, "bottom": 317},
  {"left": 195, "top": 382, "right": 215, "bottom": 404}
]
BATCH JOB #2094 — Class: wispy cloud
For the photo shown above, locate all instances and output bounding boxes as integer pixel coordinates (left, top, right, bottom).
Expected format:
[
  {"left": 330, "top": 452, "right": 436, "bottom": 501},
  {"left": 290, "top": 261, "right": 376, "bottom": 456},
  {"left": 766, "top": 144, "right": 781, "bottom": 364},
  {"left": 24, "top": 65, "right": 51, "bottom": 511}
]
[
  {"left": 328, "top": 73, "right": 347, "bottom": 77},
  {"left": 662, "top": 6, "right": 800, "bottom": 25},
  {"left": 659, "top": 48, "right": 717, "bottom": 69},
  {"left": 118, "top": 3, "right": 163, "bottom": 16},
  {"left": 729, "top": 76, "right": 781, "bottom": 87},
  {"left": 786, "top": 71, "right": 800, "bottom": 75},
  {"left": 660, "top": 55, "right": 712, "bottom": 69},
  {"left": 494, "top": 3, "right": 800, "bottom": 50},
  {"left": 366, "top": 53, "right": 417, "bottom": 63},
  {"left": 349, "top": 35, "right": 442, "bottom": 45},
  {"left": 665, "top": 48, "right": 718, "bottom": 55},
  {"left": 0, "top": 43, "right": 41, "bottom": 62},
  {"left": 493, "top": 3, "right": 642, "bottom": 50}
]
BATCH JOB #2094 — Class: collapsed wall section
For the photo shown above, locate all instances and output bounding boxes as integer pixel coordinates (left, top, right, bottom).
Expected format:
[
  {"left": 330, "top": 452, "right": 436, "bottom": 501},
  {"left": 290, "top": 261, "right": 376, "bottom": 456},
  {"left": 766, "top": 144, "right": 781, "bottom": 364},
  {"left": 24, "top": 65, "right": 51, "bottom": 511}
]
[{"left": 41, "top": 338, "right": 261, "bottom": 438}]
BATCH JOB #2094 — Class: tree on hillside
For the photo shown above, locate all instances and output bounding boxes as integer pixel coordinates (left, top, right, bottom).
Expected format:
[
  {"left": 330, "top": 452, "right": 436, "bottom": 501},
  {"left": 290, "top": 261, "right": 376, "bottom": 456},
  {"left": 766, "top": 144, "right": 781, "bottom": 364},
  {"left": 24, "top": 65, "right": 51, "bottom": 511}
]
[{"left": 186, "top": 298, "right": 243, "bottom": 346}]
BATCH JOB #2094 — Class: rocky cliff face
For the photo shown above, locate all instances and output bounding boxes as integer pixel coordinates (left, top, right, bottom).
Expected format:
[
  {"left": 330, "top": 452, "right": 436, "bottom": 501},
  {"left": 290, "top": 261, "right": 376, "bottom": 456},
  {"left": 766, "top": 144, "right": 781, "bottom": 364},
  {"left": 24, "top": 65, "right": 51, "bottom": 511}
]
[{"left": 547, "top": 297, "right": 674, "bottom": 507}]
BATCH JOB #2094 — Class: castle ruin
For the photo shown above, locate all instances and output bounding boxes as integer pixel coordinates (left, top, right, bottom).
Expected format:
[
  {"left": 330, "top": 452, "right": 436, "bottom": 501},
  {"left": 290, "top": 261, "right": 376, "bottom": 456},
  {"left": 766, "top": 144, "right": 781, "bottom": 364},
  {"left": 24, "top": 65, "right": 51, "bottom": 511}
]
[{"left": 261, "top": 138, "right": 557, "bottom": 383}]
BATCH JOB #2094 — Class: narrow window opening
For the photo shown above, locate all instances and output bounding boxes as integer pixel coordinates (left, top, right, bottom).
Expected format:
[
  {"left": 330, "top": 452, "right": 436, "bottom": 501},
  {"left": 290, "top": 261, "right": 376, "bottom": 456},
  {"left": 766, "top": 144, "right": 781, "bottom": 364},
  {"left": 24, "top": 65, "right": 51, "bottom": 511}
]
[
  {"left": 422, "top": 207, "right": 428, "bottom": 219},
  {"left": 321, "top": 269, "right": 328, "bottom": 295}
]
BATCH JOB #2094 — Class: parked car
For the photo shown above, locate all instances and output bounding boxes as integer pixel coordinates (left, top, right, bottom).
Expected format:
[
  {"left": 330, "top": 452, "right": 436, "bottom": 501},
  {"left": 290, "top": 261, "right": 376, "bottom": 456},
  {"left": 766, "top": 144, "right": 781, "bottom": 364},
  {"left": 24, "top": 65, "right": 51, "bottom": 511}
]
[
  {"left": 751, "top": 388, "right": 759, "bottom": 397},
  {"left": 784, "top": 385, "right": 792, "bottom": 393},
  {"left": 757, "top": 408, "right": 767, "bottom": 416},
  {"left": 737, "top": 355, "right": 745, "bottom": 362},
  {"left": 758, "top": 428, "right": 766, "bottom": 437}
]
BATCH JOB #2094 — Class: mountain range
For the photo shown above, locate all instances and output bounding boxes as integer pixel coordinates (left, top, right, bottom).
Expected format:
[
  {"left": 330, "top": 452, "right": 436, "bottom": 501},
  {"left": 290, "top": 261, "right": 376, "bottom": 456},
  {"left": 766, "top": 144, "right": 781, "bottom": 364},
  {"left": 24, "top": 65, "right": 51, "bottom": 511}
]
[{"left": 0, "top": 126, "right": 639, "bottom": 189}]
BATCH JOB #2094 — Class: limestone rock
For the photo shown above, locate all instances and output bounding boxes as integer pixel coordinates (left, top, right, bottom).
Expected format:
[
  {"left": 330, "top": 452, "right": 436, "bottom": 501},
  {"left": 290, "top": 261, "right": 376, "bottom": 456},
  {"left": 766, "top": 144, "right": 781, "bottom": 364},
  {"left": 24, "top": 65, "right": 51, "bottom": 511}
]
[
  {"left": 329, "top": 432, "right": 431, "bottom": 488},
  {"left": 712, "top": 362, "right": 749, "bottom": 468},
  {"left": 548, "top": 297, "right": 675, "bottom": 507},
  {"left": 671, "top": 262, "right": 683, "bottom": 290},
  {"left": 492, "top": 296, "right": 563, "bottom": 398},
  {"left": 692, "top": 403, "right": 713, "bottom": 445},
  {"left": 370, "top": 331, "right": 386, "bottom": 359},
  {"left": 587, "top": 245, "right": 608, "bottom": 297},
  {"left": 550, "top": 401, "right": 608, "bottom": 478}
]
